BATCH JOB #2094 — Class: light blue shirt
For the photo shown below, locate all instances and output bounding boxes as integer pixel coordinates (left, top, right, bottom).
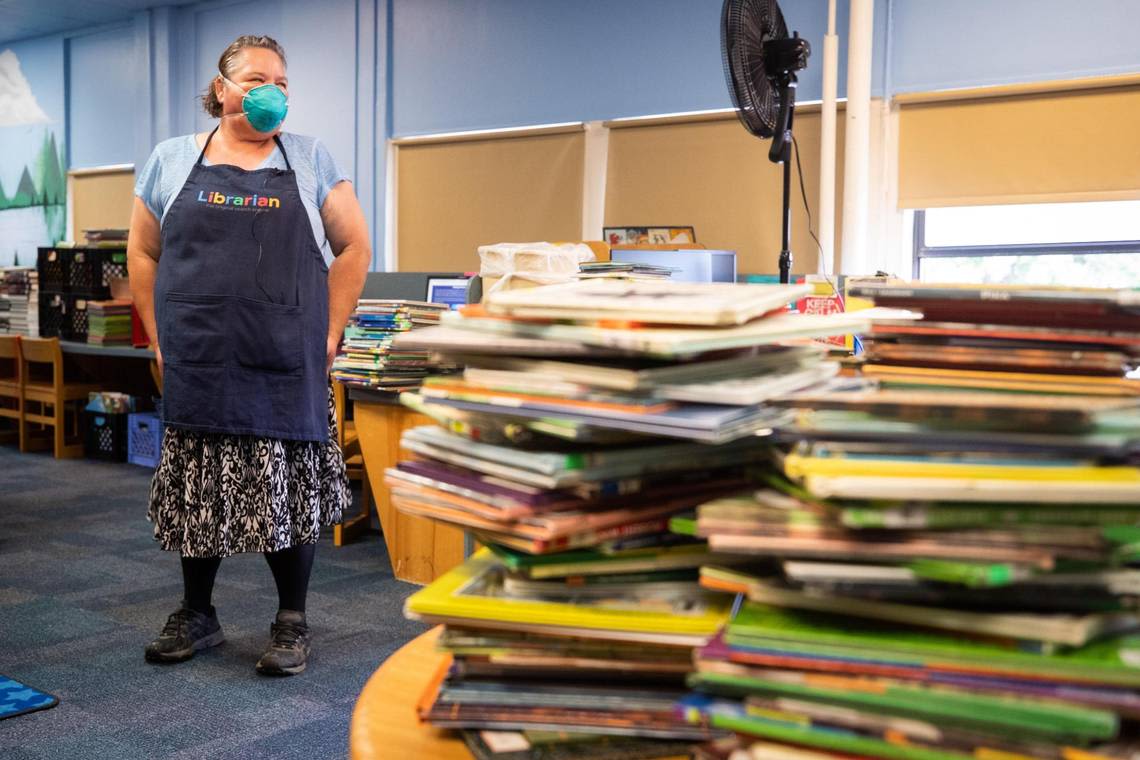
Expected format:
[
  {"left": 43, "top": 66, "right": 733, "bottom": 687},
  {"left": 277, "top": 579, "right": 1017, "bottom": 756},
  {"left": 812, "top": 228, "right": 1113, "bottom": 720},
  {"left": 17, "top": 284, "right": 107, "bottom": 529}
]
[{"left": 134, "top": 132, "right": 351, "bottom": 263}]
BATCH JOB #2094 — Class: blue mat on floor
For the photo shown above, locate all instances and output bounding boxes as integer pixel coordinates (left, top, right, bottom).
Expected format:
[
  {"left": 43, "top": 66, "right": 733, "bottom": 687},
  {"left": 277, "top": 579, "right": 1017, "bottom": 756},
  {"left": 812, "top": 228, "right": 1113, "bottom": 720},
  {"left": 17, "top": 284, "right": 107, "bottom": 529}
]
[{"left": 0, "top": 675, "right": 59, "bottom": 720}]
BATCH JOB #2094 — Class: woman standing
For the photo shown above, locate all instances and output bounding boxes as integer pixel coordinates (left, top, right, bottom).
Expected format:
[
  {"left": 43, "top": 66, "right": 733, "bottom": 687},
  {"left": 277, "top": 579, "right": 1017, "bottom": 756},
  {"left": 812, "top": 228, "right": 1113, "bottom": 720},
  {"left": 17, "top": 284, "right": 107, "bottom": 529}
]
[{"left": 127, "top": 35, "right": 370, "bottom": 676}]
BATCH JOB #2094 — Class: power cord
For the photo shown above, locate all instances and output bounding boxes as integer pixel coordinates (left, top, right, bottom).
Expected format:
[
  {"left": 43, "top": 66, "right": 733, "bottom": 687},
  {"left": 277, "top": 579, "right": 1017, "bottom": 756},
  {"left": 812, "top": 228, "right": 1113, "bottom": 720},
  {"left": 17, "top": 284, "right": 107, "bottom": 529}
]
[
  {"left": 791, "top": 133, "right": 843, "bottom": 310},
  {"left": 791, "top": 133, "right": 865, "bottom": 354}
]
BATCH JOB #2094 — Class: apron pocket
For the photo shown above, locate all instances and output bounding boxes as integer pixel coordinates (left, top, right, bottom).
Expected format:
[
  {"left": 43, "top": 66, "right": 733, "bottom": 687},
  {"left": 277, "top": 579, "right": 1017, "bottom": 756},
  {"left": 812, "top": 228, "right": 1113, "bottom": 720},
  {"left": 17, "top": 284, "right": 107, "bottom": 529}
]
[
  {"left": 231, "top": 296, "right": 304, "bottom": 374},
  {"left": 163, "top": 293, "right": 228, "bottom": 366}
]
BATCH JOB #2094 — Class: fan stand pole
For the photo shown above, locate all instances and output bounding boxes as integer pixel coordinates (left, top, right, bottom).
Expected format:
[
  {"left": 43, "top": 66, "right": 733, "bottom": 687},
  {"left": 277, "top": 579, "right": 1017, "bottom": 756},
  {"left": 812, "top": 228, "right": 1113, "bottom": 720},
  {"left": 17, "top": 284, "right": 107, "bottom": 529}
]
[
  {"left": 779, "top": 123, "right": 793, "bottom": 284},
  {"left": 774, "top": 76, "right": 798, "bottom": 285}
]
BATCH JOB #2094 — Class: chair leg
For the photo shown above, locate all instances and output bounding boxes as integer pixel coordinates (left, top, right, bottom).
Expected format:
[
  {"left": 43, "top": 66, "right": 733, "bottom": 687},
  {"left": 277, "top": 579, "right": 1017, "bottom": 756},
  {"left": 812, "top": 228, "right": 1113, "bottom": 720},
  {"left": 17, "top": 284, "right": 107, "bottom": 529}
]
[
  {"left": 18, "top": 398, "right": 31, "bottom": 453},
  {"left": 53, "top": 400, "right": 66, "bottom": 459},
  {"left": 333, "top": 467, "right": 373, "bottom": 547},
  {"left": 67, "top": 402, "right": 86, "bottom": 458},
  {"left": 19, "top": 399, "right": 49, "bottom": 453},
  {"left": 50, "top": 399, "right": 84, "bottom": 459}
]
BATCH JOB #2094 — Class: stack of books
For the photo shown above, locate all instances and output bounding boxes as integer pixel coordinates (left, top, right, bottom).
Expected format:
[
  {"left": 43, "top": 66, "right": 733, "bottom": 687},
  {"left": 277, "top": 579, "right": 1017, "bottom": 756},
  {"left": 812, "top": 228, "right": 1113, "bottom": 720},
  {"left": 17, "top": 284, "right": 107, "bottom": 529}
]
[
  {"left": 82, "top": 228, "right": 129, "bottom": 247},
  {"left": 682, "top": 282, "right": 1140, "bottom": 758},
  {"left": 851, "top": 281, "right": 1140, "bottom": 395},
  {"left": 0, "top": 268, "right": 38, "bottom": 336},
  {"left": 331, "top": 299, "right": 450, "bottom": 391},
  {"left": 578, "top": 261, "right": 676, "bottom": 281},
  {"left": 389, "top": 428, "right": 765, "bottom": 554},
  {"left": 393, "top": 280, "right": 881, "bottom": 443},
  {"left": 0, "top": 275, "right": 10, "bottom": 335},
  {"left": 390, "top": 281, "right": 879, "bottom": 757},
  {"left": 86, "top": 299, "right": 133, "bottom": 346}
]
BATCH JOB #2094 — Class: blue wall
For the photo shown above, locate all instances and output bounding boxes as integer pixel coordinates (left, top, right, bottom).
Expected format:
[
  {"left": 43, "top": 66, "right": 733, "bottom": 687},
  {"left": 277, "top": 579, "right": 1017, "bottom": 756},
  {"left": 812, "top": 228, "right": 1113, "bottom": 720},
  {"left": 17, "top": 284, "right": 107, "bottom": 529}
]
[
  {"left": 389, "top": 0, "right": 890, "bottom": 137},
  {"left": 391, "top": 0, "right": 730, "bottom": 136},
  {"left": 1, "top": 34, "right": 65, "bottom": 187},
  {"left": 5, "top": 0, "right": 1140, "bottom": 269},
  {"left": 0, "top": 33, "right": 67, "bottom": 267},
  {"left": 1, "top": 0, "right": 376, "bottom": 262},
  {"left": 889, "top": 0, "right": 1140, "bottom": 94},
  {"left": 68, "top": 25, "right": 139, "bottom": 169}
]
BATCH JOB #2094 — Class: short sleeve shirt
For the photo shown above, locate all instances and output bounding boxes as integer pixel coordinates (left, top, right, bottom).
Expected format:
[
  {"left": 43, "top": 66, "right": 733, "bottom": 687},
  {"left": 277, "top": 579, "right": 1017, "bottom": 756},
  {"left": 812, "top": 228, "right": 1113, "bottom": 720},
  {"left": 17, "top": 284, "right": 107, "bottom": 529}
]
[{"left": 134, "top": 132, "right": 351, "bottom": 264}]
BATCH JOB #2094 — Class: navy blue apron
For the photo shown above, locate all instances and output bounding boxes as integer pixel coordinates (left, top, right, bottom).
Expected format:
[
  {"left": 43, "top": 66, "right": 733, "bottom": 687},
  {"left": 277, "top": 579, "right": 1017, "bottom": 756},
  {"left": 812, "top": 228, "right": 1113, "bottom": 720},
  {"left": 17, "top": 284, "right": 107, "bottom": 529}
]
[{"left": 154, "top": 129, "right": 329, "bottom": 442}]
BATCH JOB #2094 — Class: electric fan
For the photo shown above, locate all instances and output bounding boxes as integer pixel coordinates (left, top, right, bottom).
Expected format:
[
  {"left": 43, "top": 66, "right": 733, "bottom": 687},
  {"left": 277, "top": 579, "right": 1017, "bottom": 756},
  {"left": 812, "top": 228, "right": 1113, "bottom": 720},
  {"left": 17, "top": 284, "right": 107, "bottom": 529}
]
[{"left": 721, "top": 0, "right": 811, "bottom": 283}]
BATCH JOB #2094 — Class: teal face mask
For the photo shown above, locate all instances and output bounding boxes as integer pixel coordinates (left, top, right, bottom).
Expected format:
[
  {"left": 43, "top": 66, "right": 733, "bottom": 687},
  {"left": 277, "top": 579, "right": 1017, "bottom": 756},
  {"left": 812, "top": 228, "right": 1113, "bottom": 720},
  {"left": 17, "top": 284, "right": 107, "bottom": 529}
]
[{"left": 221, "top": 74, "right": 288, "bottom": 133}]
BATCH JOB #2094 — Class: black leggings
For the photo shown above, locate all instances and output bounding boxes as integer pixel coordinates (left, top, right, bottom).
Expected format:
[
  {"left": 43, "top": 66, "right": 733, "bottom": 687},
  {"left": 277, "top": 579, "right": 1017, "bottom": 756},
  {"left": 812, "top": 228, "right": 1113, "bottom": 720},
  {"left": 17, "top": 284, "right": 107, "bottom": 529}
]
[{"left": 181, "top": 543, "right": 316, "bottom": 615}]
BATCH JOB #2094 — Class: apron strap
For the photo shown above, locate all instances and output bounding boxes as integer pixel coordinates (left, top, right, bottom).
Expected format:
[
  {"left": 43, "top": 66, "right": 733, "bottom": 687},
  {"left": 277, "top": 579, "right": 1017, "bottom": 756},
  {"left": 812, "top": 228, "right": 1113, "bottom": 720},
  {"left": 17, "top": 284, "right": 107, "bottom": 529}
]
[
  {"left": 195, "top": 127, "right": 219, "bottom": 166},
  {"left": 273, "top": 135, "right": 292, "bottom": 171},
  {"left": 195, "top": 127, "right": 292, "bottom": 171}
]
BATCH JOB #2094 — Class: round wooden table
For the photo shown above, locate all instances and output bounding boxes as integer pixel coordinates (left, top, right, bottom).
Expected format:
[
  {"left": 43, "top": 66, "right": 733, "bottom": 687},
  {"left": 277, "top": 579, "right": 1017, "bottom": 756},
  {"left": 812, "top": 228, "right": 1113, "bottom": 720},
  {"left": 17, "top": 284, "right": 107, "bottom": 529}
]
[{"left": 349, "top": 626, "right": 471, "bottom": 760}]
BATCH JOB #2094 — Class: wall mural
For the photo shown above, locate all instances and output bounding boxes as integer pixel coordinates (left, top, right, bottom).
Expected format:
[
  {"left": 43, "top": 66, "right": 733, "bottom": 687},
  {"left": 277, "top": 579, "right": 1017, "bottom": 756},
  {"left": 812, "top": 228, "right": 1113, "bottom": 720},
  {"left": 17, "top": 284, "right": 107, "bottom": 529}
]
[{"left": 0, "top": 45, "right": 66, "bottom": 268}]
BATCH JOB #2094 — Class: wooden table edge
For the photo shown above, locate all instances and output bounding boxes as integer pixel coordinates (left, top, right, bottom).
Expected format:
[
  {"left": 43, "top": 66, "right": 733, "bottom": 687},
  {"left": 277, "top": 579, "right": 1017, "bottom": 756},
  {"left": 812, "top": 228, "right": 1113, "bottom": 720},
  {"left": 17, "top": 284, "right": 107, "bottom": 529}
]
[{"left": 349, "top": 625, "right": 471, "bottom": 760}]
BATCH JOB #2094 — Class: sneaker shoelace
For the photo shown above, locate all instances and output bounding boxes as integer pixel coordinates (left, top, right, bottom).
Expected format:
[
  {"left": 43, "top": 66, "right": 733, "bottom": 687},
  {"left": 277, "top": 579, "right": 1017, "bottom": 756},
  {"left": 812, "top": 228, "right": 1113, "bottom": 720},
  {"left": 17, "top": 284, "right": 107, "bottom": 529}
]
[
  {"left": 271, "top": 622, "right": 308, "bottom": 650},
  {"left": 160, "top": 608, "right": 199, "bottom": 639}
]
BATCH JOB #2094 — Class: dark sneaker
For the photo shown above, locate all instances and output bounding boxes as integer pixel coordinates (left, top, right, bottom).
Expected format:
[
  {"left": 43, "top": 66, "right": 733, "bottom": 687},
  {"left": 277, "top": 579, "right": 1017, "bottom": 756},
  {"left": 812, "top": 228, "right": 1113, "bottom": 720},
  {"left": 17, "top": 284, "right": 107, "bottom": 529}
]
[
  {"left": 144, "top": 602, "right": 225, "bottom": 663},
  {"left": 256, "top": 609, "right": 311, "bottom": 676}
]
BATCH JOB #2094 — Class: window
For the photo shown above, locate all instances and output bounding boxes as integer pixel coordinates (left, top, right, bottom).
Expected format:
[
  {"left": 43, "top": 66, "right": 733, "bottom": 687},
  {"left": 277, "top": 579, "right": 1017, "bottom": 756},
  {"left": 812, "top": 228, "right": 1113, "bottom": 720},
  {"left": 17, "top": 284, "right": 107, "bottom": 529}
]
[{"left": 912, "top": 201, "right": 1140, "bottom": 287}]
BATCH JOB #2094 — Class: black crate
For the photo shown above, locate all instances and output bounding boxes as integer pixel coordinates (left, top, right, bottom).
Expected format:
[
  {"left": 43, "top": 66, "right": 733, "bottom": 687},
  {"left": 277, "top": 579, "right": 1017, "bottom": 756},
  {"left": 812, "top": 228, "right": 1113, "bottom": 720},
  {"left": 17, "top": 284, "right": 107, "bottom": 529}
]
[
  {"left": 37, "top": 248, "right": 69, "bottom": 292},
  {"left": 37, "top": 292, "right": 67, "bottom": 338},
  {"left": 69, "top": 249, "right": 127, "bottom": 297},
  {"left": 65, "top": 296, "right": 90, "bottom": 342},
  {"left": 84, "top": 410, "right": 130, "bottom": 461}
]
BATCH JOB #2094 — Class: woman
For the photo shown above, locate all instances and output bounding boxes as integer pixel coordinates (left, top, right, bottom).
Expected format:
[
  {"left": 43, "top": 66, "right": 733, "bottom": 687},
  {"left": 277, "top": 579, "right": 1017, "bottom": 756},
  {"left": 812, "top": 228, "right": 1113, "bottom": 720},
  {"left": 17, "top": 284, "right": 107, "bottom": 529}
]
[{"left": 127, "top": 35, "right": 370, "bottom": 676}]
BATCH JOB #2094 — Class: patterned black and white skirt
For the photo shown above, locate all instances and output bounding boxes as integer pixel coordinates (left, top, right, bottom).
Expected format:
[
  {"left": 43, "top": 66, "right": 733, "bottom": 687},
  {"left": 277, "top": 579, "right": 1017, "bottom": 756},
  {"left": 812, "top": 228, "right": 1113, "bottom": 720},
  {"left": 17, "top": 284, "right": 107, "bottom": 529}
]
[{"left": 147, "top": 385, "right": 351, "bottom": 558}]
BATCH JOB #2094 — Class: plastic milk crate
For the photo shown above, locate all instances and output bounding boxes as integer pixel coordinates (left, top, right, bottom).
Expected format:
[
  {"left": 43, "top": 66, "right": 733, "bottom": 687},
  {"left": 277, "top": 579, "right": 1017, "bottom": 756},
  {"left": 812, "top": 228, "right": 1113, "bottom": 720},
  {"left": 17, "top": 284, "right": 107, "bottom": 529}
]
[
  {"left": 37, "top": 293, "right": 66, "bottom": 338},
  {"left": 64, "top": 296, "right": 90, "bottom": 342},
  {"left": 36, "top": 248, "right": 69, "bottom": 292},
  {"left": 69, "top": 249, "right": 128, "bottom": 298},
  {"left": 84, "top": 411, "right": 130, "bottom": 462},
  {"left": 127, "top": 412, "right": 164, "bottom": 468}
]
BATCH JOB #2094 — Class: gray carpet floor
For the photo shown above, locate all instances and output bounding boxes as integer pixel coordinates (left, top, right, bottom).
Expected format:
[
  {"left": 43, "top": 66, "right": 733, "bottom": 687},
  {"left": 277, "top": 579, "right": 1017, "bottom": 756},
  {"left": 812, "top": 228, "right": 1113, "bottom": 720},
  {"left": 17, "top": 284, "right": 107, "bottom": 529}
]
[{"left": 0, "top": 444, "right": 428, "bottom": 759}]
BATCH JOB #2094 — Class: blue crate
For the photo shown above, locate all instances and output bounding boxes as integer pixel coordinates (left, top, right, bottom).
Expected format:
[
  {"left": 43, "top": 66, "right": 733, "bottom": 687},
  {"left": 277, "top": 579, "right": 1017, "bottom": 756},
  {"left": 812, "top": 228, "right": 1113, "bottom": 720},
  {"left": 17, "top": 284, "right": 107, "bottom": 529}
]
[{"left": 127, "top": 412, "right": 164, "bottom": 468}]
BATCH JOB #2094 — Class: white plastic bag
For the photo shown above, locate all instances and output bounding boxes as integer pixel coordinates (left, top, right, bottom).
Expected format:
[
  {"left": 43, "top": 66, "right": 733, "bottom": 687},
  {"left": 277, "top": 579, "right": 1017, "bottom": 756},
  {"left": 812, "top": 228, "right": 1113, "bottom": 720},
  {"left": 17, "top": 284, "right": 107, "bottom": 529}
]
[{"left": 478, "top": 242, "right": 595, "bottom": 296}]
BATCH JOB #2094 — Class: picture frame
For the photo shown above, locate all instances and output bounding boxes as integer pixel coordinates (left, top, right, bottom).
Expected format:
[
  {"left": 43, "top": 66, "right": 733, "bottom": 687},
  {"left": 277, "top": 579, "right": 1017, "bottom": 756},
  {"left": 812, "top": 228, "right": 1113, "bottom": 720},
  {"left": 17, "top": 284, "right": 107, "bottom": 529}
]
[{"left": 603, "top": 226, "right": 696, "bottom": 247}]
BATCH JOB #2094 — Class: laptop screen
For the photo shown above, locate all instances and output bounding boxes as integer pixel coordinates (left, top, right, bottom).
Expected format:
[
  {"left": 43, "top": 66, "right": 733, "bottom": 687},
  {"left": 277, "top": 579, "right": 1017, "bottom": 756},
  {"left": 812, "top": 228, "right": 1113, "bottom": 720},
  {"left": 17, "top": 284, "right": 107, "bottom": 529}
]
[{"left": 426, "top": 277, "right": 470, "bottom": 310}]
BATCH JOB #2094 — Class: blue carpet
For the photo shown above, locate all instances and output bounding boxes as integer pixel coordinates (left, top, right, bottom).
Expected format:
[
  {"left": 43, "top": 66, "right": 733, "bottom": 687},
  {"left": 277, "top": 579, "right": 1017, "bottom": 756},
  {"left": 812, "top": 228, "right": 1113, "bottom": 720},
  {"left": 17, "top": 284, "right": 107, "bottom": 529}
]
[
  {"left": 0, "top": 676, "right": 58, "bottom": 720},
  {"left": 0, "top": 445, "right": 428, "bottom": 759}
]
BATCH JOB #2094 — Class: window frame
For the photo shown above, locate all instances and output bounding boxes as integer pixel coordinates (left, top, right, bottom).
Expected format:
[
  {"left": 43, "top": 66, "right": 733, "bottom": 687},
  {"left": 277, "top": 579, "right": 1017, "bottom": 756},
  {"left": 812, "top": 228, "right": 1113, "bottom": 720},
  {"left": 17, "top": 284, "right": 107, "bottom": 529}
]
[{"left": 911, "top": 208, "right": 1140, "bottom": 279}]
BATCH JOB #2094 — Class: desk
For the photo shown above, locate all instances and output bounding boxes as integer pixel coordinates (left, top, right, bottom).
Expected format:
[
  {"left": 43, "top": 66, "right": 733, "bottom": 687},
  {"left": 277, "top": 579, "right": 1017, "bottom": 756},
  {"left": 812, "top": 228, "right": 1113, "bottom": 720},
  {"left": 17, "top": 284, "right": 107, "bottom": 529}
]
[
  {"left": 349, "top": 626, "right": 470, "bottom": 760},
  {"left": 58, "top": 340, "right": 160, "bottom": 398},
  {"left": 59, "top": 341, "right": 154, "bottom": 360},
  {"left": 350, "top": 388, "right": 467, "bottom": 584}
]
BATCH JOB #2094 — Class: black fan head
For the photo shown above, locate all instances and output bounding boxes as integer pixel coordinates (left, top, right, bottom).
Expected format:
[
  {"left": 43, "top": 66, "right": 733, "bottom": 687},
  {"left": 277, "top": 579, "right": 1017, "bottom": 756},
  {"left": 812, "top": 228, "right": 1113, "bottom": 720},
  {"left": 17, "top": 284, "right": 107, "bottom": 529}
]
[{"left": 721, "top": 0, "right": 789, "bottom": 138}]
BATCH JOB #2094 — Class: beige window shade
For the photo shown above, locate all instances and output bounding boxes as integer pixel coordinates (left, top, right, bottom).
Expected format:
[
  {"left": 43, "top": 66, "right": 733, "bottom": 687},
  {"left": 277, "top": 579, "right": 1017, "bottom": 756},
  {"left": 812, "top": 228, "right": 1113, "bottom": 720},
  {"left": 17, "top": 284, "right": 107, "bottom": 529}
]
[
  {"left": 898, "top": 84, "right": 1140, "bottom": 208},
  {"left": 604, "top": 111, "right": 845, "bottom": 276},
  {"left": 69, "top": 167, "right": 135, "bottom": 239},
  {"left": 396, "top": 130, "right": 585, "bottom": 272}
]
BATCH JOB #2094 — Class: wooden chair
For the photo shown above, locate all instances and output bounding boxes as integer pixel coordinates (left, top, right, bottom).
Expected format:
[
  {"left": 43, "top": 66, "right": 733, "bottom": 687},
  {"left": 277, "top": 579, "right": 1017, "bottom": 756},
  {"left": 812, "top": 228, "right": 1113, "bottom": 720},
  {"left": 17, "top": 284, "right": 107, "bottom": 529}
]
[
  {"left": 0, "top": 335, "right": 21, "bottom": 445},
  {"left": 333, "top": 380, "right": 374, "bottom": 546},
  {"left": 19, "top": 337, "right": 101, "bottom": 458}
]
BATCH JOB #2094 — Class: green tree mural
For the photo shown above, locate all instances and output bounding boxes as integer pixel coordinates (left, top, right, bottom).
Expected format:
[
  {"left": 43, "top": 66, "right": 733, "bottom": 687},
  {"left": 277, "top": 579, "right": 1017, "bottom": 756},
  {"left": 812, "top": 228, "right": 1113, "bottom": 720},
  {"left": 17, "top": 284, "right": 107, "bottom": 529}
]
[
  {"left": 11, "top": 168, "right": 36, "bottom": 208},
  {"left": 36, "top": 131, "right": 65, "bottom": 206},
  {"left": 0, "top": 129, "right": 65, "bottom": 211}
]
